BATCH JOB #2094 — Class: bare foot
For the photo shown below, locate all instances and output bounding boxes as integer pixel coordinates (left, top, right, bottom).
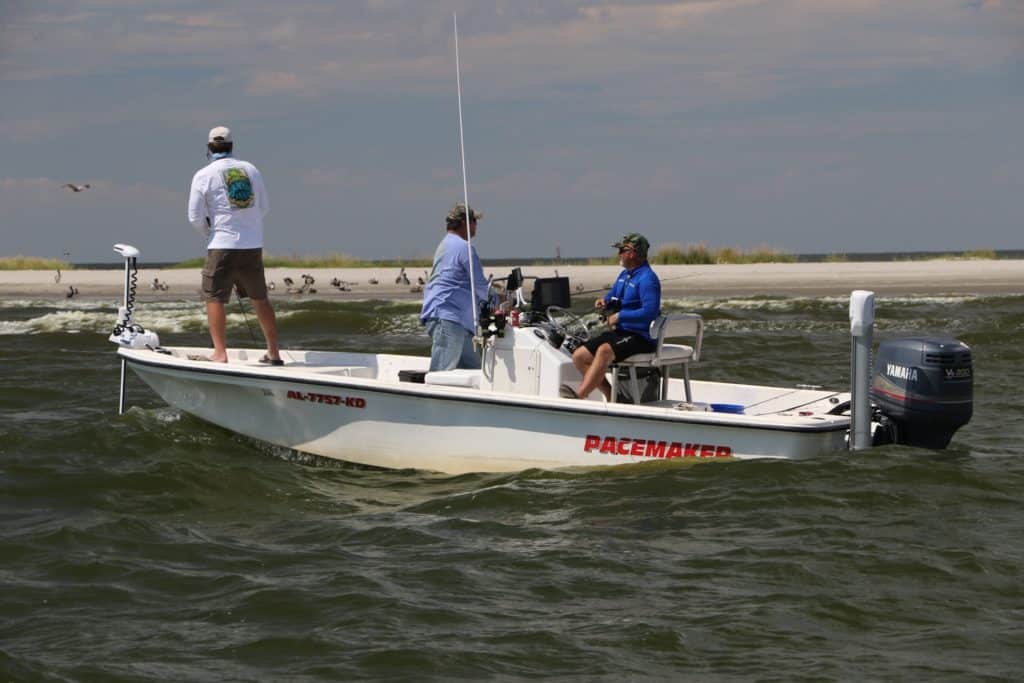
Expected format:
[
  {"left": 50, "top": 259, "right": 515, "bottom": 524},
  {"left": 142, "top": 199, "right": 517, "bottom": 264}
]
[{"left": 187, "top": 354, "right": 228, "bottom": 363}]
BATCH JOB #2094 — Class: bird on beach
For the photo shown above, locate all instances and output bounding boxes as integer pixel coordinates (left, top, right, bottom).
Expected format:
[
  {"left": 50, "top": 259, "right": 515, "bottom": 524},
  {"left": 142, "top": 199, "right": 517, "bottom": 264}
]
[
  {"left": 62, "top": 183, "right": 91, "bottom": 192},
  {"left": 396, "top": 267, "right": 410, "bottom": 286},
  {"left": 417, "top": 270, "right": 427, "bottom": 286},
  {"left": 66, "top": 285, "right": 79, "bottom": 298},
  {"left": 267, "top": 281, "right": 276, "bottom": 291},
  {"left": 54, "top": 268, "right": 61, "bottom": 284},
  {"left": 368, "top": 277, "right": 379, "bottom": 285}
]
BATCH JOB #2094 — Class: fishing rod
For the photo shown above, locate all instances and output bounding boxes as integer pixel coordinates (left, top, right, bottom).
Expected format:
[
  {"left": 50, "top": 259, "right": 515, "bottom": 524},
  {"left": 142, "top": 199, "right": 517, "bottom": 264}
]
[
  {"left": 571, "top": 272, "right": 697, "bottom": 298},
  {"left": 453, "top": 12, "right": 478, "bottom": 331}
]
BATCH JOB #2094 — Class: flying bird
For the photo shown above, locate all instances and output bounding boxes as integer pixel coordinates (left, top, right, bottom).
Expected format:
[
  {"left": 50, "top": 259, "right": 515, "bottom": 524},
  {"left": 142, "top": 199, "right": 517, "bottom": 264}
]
[{"left": 63, "top": 183, "right": 91, "bottom": 192}]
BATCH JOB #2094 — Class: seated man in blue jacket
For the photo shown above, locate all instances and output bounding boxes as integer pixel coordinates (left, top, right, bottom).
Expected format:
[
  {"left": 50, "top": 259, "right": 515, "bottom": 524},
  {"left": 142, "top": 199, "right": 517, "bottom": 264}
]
[{"left": 562, "top": 233, "right": 661, "bottom": 400}]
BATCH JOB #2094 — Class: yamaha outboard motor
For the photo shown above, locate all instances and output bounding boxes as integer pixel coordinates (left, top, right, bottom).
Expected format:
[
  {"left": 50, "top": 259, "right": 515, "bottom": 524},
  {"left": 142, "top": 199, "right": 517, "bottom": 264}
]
[{"left": 871, "top": 337, "right": 972, "bottom": 449}]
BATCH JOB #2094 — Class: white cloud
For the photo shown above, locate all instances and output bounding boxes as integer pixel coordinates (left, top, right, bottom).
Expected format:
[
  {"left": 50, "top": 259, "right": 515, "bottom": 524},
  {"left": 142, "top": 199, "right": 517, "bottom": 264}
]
[
  {"left": 2, "top": 1, "right": 1021, "bottom": 258},
  {"left": 4, "top": 0, "right": 1017, "bottom": 106}
]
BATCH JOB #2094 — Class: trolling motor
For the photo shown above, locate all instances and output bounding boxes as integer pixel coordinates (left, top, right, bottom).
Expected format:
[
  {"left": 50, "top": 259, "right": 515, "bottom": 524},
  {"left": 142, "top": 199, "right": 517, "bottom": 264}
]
[
  {"left": 109, "top": 243, "right": 160, "bottom": 415},
  {"left": 108, "top": 244, "right": 160, "bottom": 350}
]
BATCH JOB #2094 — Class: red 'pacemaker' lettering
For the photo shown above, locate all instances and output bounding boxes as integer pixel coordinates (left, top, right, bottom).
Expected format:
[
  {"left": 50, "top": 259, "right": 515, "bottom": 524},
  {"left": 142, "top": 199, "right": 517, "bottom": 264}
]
[
  {"left": 583, "top": 434, "right": 732, "bottom": 459},
  {"left": 286, "top": 389, "right": 366, "bottom": 408}
]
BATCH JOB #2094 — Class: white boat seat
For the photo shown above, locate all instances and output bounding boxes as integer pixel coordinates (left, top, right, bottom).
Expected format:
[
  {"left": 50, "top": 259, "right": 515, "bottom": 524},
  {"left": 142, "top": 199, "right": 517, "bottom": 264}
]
[
  {"left": 610, "top": 313, "right": 703, "bottom": 404},
  {"left": 424, "top": 369, "right": 481, "bottom": 389},
  {"left": 619, "top": 344, "right": 695, "bottom": 366}
]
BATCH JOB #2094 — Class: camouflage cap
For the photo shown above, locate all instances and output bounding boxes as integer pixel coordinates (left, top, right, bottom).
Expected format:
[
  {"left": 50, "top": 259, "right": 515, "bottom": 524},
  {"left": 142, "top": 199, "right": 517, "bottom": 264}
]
[
  {"left": 612, "top": 232, "right": 650, "bottom": 258},
  {"left": 446, "top": 202, "right": 482, "bottom": 224}
]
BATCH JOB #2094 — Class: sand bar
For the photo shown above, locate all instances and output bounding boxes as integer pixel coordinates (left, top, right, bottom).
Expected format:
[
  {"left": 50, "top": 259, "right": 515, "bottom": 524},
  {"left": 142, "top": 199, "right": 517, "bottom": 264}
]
[{"left": 1, "top": 260, "right": 1021, "bottom": 302}]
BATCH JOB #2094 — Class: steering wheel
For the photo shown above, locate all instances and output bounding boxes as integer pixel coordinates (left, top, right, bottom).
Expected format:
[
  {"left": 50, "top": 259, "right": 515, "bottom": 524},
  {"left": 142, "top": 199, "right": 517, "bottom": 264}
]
[{"left": 546, "top": 306, "right": 592, "bottom": 342}]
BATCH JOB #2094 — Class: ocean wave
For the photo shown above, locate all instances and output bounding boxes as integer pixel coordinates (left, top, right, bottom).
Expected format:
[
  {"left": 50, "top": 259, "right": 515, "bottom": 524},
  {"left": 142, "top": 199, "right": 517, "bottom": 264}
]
[
  {"left": 0, "top": 306, "right": 299, "bottom": 335},
  {"left": 664, "top": 293, "right": 985, "bottom": 312}
]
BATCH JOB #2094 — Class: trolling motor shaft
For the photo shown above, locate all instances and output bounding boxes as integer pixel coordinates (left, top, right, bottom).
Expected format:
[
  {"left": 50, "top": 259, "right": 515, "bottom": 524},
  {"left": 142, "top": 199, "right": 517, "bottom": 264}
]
[{"left": 109, "top": 243, "right": 160, "bottom": 414}]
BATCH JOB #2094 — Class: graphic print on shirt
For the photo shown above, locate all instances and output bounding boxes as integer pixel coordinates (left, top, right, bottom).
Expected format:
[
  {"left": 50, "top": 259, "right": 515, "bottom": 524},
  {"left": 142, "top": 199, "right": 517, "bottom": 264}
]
[{"left": 222, "top": 167, "right": 255, "bottom": 209}]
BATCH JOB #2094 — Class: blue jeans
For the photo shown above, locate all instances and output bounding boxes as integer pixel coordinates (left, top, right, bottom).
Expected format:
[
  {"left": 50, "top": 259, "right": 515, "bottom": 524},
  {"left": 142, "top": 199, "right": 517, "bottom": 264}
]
[{"left": 425, "top": 318, "right": 480, "bottom": 371}]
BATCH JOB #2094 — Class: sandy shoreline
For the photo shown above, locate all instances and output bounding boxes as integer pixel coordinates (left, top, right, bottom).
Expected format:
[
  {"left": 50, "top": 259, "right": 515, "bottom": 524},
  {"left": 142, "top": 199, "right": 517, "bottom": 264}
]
[{"left": 1, "top": 260, "right": 1021, "bottom": 301}]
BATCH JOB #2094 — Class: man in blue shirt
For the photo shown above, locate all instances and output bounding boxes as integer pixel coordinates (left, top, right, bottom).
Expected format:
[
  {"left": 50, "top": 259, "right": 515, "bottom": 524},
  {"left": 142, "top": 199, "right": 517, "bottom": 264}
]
[
  {"left": 420, "top": 202, "right": 490, "bottom": 371},
  {"left": 562, "top": 233, "right": 661, "bottom": 400}
]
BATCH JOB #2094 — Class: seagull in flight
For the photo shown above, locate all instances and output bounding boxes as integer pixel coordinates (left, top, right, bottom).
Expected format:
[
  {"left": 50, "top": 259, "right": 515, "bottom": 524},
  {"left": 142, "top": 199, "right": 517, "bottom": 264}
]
[{"left": 63, "top": 183, "right": 91, "bottom": 192}]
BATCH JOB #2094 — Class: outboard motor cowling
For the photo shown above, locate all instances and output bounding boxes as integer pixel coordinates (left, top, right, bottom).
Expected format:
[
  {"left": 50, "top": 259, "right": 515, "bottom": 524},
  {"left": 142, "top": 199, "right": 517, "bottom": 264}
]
[{"left": 872, "top": 337, "right": 972, "bottom": 449}]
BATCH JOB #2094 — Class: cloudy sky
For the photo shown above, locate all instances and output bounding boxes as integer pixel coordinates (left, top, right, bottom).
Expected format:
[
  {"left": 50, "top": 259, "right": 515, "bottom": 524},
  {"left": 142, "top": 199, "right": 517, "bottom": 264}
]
[{"left": 1, "top": 0, "right": 1021, "bottom": 262}]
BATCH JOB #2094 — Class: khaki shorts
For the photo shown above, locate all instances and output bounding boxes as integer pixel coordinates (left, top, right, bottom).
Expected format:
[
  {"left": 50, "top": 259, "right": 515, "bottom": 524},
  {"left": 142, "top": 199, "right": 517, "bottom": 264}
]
[{"left": 202, "top": 248, "right": 269, "bottom": 303}]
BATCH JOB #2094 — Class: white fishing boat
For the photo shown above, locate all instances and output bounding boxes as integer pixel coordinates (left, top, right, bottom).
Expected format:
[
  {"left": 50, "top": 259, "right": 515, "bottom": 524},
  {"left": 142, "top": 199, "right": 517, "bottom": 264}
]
[
  {"left": 109, "top": 19, "right": 972, "bottom": 473},
  {"left": 109, "top": 246, "right": 973, "bottom": 475}
]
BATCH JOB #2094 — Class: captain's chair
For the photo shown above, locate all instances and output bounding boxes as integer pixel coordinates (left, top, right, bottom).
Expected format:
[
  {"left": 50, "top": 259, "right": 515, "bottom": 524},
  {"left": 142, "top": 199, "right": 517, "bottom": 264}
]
[{"left": 609, "top": 313, "right": 704, "bottom": 404}]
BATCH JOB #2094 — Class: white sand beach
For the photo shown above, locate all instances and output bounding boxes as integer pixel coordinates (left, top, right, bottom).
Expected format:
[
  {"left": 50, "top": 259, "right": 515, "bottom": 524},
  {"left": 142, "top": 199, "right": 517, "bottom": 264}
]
[{"left": 1, "top": 260, "right": 1021, "bottom": 302}]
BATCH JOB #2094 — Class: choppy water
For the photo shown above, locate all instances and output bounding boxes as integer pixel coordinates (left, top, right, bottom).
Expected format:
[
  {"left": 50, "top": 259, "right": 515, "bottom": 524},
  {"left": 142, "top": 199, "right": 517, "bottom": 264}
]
[{"left": 2, "top": 293, "right": 1022, "bottom": 681}]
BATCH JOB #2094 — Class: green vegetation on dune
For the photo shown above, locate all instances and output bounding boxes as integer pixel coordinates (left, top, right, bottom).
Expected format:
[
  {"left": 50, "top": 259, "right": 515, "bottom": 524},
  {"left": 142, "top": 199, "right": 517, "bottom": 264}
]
[
  {"left": 571, "top": 244, "right": 799, "bottom": 266},
  {"left": 162, "top": 246, "right": 1005, "bottom": 269},
  {"left": 652, "top": 243, "right": 796, "bottom": 265},
  {"left": 0, "top": 256, "right": 73, "bottom": 270},
  {"left": 958, "top": 249, "right": 997, "bottom": 260},
  {"left": 895, "top": 249, "right": 1000, "bottom": 262}
]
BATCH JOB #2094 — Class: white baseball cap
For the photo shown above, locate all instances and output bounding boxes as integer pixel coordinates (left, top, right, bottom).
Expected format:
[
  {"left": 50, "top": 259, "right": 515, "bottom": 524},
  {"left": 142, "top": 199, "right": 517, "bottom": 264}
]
[{"left": 208, "top": 126, "right": 232, "bottom": 143}]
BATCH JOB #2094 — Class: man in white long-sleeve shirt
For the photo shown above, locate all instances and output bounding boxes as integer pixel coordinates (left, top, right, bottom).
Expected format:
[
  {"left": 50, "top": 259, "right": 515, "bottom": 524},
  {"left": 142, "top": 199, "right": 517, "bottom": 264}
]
[{"left": 187, "top": 125, "right": 282, "bottom": 364}]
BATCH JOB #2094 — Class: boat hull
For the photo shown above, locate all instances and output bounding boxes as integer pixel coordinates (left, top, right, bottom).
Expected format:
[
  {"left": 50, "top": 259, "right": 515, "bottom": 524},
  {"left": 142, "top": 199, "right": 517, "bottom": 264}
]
[{"left": 123, "top": 349, "right": 849, "bottom": 474}]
